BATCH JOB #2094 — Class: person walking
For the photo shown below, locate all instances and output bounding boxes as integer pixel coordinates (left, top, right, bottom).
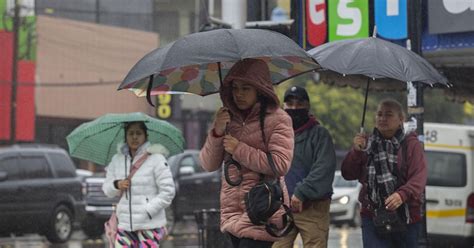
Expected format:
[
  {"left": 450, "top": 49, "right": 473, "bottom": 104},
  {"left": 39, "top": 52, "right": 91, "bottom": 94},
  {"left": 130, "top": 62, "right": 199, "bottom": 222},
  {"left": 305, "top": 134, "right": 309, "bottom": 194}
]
[
  {"left": 103, "top": 121, "right": 176, "bottom": 247},
  {"left": 199, "top": 58, "right": 294, "bottom": 248},
  {"left": 341, "top": 99, "right": 427, "bottom": 248},
  {"left": 273, "top": 86, "right": 336, "bottom": 248}
]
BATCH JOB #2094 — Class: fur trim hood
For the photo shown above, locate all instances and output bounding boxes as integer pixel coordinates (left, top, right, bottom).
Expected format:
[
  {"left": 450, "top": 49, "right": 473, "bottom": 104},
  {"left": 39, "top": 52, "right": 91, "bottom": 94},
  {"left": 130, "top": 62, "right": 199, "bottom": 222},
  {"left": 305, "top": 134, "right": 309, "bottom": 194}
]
[{"left": 118, "top": 142, "right": 170, "bottom": 158}]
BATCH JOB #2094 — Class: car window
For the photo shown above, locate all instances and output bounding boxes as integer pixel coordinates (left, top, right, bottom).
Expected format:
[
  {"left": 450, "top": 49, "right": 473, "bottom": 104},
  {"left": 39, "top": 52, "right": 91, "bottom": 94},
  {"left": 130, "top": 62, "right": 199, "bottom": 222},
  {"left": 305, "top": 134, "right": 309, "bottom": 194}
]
[
  {"left": 333, "top": 174, "right": 358, "bottom": 188},
  {"left": 425, "top": 151, "right": 466, "bottom": 187},
  {"left": 49, "top": 153, "right": 76, "bottom": 178},
  {"left": 180, "top": 156, "right": 203, "bottom": 173},
  {"left": 20, "top": 155, "right": 52, "bottom": 179},
  {"left": 0, "top": 156, "right": 21, "bottom": 180}
]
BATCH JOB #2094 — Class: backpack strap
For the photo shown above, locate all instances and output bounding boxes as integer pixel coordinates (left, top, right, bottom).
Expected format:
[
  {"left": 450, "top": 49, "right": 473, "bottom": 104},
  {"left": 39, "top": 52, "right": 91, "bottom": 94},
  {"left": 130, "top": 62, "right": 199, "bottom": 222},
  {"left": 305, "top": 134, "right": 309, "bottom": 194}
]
[{"left": 127, "top": 153, "right": 149, "bottom": 180}]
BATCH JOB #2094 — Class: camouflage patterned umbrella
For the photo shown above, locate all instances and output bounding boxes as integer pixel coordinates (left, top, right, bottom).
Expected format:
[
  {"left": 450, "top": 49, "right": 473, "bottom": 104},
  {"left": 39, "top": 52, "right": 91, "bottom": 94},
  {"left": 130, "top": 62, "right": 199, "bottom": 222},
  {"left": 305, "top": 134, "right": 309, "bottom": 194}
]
[{"left": 118, "top": 29, "right": 320, "bottom": 105}]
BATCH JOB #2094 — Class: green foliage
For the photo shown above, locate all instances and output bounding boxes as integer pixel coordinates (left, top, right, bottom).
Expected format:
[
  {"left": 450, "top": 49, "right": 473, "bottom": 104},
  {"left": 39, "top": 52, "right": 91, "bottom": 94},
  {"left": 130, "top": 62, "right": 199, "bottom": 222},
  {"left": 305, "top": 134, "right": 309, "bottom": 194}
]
[{"left": 423, "top": 88, "right": 465, "bottom": 124}]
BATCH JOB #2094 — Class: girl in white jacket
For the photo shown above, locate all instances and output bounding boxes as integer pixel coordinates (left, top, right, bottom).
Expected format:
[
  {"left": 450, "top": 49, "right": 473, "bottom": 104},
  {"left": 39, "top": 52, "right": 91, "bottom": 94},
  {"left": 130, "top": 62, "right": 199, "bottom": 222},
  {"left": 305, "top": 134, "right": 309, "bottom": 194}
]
[{"left": 103, "top": 121, "right": 176, "bottom": 247}]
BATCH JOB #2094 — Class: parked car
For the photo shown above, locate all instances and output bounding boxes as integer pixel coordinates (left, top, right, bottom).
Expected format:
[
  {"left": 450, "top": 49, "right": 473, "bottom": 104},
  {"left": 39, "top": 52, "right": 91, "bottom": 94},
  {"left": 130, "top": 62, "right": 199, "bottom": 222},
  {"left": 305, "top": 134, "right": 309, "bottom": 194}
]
[
  {"left": 0, "top": 144, "right": 86, "bottom": 243},
  {"left": 330, "top": 171, "right": 362, "bottom": 227},
  {"left": 80, "top": 173, "right": 118, "bottom": 238},
  {"left": 80, "top": 149, "right": 221, "bottom": 237},
  {"left": 167, "top": 149, "right": 221, "bottom": 219}
]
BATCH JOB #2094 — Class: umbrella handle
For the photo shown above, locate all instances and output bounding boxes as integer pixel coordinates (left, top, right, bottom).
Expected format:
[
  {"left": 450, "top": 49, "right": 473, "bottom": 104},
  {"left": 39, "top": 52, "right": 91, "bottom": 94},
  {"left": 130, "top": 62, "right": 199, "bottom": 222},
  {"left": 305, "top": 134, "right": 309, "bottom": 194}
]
[
  {"left": 360, "top": 79, "right": 370, "bottom": 130},
  {"left": 146, "top": 75, "right": 155, "bottom": 107}
]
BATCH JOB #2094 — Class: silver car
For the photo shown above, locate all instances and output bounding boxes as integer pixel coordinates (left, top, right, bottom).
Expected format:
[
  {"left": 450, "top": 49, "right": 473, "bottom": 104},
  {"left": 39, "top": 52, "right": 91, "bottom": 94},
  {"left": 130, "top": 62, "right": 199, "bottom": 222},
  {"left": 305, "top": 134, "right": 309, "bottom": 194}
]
[{"left": 330, "top": 171, "right": 362, "bottom": 227}]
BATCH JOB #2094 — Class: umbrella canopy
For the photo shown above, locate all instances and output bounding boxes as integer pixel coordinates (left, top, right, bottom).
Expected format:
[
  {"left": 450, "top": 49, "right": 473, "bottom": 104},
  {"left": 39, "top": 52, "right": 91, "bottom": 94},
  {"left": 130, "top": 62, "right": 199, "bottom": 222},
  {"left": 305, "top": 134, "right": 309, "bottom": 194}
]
[
  {"left": 66, "top": 112, "right": 185, "bottom": 166},
  {"left": 308, "top": 36, "right": 449, "bottom": 131},
  {"left": 119, "top": 29, "right": 319, "bottom": 100},
  {"left": 308, "top": 37, "right": 449, "bottom": 86}
]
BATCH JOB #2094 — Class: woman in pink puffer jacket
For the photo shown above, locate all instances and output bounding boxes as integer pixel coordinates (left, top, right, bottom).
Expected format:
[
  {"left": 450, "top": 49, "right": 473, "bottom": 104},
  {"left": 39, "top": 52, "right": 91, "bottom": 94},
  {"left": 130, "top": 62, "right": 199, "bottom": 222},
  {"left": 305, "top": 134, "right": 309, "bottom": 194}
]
[{"left": 199, "top": 58, "right": 294, "bottom": 248}]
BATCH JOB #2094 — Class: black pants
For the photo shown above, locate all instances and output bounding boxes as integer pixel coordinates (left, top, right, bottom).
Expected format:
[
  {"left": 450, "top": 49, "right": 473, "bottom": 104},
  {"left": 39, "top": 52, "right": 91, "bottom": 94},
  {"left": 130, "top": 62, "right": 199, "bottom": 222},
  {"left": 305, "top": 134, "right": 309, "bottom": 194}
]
[{"left": 229, "top": 234, "right": 273, "bottom": 248}]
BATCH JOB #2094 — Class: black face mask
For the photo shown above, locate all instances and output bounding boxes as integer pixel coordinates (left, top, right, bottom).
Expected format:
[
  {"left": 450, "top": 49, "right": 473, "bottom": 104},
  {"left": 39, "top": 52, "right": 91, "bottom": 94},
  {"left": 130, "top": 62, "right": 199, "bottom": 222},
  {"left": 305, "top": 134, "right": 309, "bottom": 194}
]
[{"left": 285, "top": 108, "right": 309, "bottom": 130}]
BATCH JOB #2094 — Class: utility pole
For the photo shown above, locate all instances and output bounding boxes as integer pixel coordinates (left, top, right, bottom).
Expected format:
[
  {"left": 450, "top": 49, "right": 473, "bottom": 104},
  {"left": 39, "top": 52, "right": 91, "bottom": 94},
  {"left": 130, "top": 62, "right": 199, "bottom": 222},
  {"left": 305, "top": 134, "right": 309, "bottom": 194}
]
[
  {"left": 407, "top": 0, "right": 428, "bottom": 247},
  {"left": 222, "top": 0, "right": 246, "bottom": 29},
  {"left": 10, "top": 0, "right": 20, "bottom": 144}
]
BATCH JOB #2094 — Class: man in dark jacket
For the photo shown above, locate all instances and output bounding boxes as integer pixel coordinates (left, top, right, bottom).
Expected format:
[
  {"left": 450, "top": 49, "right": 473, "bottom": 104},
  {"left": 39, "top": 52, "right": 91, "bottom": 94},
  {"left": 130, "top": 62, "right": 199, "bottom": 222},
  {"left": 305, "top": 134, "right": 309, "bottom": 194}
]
[{"left": 273, "top": 86, "right": 336, "bottom": 248}]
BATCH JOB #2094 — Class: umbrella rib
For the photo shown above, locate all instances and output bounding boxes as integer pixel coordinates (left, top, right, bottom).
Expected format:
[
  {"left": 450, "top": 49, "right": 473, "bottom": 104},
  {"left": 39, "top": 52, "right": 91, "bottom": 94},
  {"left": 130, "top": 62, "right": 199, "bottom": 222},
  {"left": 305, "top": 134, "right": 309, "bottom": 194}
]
[
  {"left": 218, "top": 62, "right": 223, "bottom": 86},
  {"left": 227, "top": 30, "right": 241, "bottom": 59},
  {"left": 105, "top": 124, "right": 124, "bottom": 165},
  {"left": 71, "top": 124, "right": 120, "bottom": 156}
]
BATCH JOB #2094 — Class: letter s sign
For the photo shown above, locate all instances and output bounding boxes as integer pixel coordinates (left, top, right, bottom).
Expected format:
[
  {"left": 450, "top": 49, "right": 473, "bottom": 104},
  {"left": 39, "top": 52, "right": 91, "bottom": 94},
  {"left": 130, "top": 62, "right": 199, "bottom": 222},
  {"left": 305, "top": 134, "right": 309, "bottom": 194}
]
[
  {"left": 306, "top": 0, "right": 327, "bottom": 47},
  {"left": 328, "top": 0, "right": 369, "bottom": 41}
]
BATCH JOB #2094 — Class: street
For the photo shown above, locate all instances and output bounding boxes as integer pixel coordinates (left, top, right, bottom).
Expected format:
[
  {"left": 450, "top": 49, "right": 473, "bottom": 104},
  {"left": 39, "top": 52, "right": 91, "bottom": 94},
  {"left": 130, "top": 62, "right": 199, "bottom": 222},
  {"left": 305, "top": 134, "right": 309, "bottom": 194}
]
[{"left": 0, "top": 221, "right": 362, "bottom": 248}]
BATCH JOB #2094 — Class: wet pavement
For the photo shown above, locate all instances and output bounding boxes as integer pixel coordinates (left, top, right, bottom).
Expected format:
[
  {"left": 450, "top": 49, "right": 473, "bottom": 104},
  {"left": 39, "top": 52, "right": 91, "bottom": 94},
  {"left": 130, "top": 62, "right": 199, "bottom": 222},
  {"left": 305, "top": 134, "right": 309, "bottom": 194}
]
[{"left": 0, "top": 220, "right": 362, "bottom": 248}]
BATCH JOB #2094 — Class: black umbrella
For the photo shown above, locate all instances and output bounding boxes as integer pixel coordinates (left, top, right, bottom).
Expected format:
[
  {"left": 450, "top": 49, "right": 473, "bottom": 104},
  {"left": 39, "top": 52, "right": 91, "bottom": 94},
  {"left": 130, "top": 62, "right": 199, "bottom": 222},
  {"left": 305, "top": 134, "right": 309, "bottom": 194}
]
[
  {"left": 119, "top": 29, "right": 319, "bottom": 105},
  {"left": 308, "top": 36, "right": 450, "bottom": 131}
]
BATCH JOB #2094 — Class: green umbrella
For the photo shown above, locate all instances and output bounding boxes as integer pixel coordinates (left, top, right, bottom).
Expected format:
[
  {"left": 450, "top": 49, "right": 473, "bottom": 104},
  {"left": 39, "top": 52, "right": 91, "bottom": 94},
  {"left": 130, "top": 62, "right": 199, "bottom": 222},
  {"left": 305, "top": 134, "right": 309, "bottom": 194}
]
[{"left": 66, "top": 112, "right": 185, "bottom": 166}]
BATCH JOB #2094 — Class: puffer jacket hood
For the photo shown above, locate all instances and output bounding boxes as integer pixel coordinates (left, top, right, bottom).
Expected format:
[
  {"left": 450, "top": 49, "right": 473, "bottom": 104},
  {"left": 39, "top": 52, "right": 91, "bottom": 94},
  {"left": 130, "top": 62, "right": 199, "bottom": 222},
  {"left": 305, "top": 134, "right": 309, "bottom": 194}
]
[
  {"left": 118, "top": 141, "right": 170, "bottom": 158},
  {"left": 220, "top": 58, "right": 280, "bottom": 115}
]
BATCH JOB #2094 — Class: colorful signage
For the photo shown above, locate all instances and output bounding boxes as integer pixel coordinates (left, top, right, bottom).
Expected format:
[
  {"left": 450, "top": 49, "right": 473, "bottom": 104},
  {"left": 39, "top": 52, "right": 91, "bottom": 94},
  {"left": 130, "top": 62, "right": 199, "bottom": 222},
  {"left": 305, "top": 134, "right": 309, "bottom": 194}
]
[
  {"left": 328, "top": 0, "right": 369, "bottom": 41},
  {"left": 301, "top": 0, "right": 474, "bottom": 50},
  {"left": 156, "top": 94, "right": 173, "bottom": 119},
  {"left": 375, "top": 0, "right": 407, "bottom": 39},
  {"left": 0, "top": 0, "right": 36, "bottom": 142},
  {"left": 306, "top": 0, "right": 327, "bottom": 47},
  {"left": 428, "top": 0, "right": 474, "bottom": 34}
]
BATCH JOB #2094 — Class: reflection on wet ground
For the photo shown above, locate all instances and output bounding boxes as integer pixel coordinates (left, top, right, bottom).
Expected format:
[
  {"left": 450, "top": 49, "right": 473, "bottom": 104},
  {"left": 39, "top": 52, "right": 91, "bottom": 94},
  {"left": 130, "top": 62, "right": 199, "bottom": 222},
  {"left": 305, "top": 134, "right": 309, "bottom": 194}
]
[{"left": 0, "top": 222, "right": 361, "bottom": 248}]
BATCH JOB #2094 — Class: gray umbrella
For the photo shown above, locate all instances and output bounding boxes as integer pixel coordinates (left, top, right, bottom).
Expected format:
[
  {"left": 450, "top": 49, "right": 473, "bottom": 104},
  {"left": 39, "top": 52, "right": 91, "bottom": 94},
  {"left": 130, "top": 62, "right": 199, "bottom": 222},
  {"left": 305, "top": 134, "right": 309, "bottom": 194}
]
[
  {"left": 119, "top": 29, "right": 319, "bottom": 105},
  {"left": 308, "top": 36, "right": 450, "bottom": 130}
]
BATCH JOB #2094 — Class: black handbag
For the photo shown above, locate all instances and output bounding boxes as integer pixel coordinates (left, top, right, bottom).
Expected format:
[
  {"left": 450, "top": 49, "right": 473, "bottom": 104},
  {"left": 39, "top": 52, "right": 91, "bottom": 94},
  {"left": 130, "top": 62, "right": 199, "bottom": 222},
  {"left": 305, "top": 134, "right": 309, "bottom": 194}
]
[
  {"left": 372, "top": 207, "right": 407, "bottom": 236},
  {"left": 224, "top": 151, "right": 294, "bottom": 237}
]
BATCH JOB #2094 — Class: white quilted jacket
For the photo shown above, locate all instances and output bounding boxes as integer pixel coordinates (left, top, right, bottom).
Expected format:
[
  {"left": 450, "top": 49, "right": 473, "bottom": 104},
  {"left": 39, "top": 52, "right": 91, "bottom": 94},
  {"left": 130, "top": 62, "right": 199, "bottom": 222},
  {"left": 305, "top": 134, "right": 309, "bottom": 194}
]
[{"left": 102, "top": 142, "right": 176, "bottom": 231}]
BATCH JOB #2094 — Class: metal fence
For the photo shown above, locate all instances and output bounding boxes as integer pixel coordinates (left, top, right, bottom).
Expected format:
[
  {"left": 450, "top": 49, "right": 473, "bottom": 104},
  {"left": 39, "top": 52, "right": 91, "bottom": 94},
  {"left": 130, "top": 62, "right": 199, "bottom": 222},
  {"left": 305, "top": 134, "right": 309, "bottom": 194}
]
[{"left": 193, "top": 209, "right": 232, "bottom": 248}]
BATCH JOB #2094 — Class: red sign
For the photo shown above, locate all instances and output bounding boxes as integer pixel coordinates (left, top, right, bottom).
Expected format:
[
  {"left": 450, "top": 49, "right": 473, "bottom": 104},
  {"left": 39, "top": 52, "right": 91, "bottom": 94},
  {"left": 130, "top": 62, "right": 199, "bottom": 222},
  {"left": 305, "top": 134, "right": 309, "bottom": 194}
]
[
  {"left": 0, "top": 31, "right": 35, "bottom": 142},
  {"left": 306, "top": 0, "right": 327, "bottom": 47},
  {"left": 16, "top": 61, "right": 35, "bottom": 141},
  {"left": 0, "top": 31, "right": 13, "bottom": 141}
]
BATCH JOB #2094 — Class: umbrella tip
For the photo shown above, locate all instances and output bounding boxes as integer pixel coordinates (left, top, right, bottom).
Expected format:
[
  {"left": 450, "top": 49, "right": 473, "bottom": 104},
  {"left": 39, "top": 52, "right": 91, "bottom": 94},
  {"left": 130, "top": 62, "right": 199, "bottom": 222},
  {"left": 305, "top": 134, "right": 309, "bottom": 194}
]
[{"left": 372, "top": 26, "right": 377, "bottom": 38}]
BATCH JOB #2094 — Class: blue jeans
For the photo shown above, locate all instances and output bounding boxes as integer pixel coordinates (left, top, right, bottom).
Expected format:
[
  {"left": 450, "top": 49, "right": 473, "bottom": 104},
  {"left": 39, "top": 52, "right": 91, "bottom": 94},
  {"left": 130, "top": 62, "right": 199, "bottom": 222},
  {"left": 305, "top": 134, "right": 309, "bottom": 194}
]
[{"left": 361, "top": 216, "right": 420, "bottom": 248}]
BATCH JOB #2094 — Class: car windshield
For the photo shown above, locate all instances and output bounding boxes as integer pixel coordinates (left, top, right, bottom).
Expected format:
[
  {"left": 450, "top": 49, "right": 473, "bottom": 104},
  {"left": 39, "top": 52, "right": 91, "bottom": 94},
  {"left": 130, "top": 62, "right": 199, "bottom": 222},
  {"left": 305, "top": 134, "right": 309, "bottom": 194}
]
[{"left": 333, "top": 174, "right": 358, "bottom": 188}]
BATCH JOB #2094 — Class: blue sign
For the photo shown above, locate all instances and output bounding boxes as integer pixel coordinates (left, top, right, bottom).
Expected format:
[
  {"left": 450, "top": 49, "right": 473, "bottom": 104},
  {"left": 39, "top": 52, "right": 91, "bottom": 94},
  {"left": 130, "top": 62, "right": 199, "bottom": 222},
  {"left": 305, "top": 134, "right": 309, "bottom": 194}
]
[{"left": 375, "top": 0, "right": 407, "bottom": 39}]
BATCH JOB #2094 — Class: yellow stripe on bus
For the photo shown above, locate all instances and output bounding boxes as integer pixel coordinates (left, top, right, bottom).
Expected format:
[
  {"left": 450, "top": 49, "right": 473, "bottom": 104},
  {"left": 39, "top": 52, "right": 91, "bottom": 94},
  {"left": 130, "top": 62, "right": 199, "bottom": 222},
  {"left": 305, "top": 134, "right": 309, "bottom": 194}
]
[
  {"left": 427, "top": 209, "right": 465, "bottom": 218},
  {"left": 425, "top": 143, "right": 474, "bottom": 151}
]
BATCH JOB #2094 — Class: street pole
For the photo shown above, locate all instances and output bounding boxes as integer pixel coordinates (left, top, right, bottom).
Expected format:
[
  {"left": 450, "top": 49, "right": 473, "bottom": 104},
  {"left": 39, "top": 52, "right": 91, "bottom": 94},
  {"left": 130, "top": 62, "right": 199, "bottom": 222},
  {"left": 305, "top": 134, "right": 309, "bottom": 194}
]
[
  {"left": 10, "top": 0, "right": 20, "bottom": 145},
  {"left": 222, "top": 0, "right": 246, "bottom": 29},
  {"left": 407, "top": 0, "right": 428, "bottom": 247}
]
